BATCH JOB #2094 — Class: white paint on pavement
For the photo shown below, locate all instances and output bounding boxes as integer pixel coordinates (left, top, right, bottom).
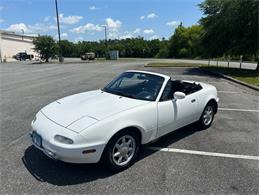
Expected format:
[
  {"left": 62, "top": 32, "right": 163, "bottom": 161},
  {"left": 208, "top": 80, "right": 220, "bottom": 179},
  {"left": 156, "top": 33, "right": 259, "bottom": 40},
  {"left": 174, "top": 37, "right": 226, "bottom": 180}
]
[
  {"left": 218, "top": 91, "right": 239, "bottom": 94},
  {"left": 147, "top": 147, "right": 259, "bottom": 160},
  {"left": 219, "top": 108, "right": 259, "bottom": 112}
]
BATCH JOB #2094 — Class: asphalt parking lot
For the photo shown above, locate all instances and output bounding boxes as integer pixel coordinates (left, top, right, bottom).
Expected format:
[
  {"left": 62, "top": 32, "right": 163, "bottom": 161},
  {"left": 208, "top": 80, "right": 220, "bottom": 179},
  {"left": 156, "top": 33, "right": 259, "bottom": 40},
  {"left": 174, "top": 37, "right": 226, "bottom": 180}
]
[{"left": 0, "top": 60, "right": 258, "bottom": 194}]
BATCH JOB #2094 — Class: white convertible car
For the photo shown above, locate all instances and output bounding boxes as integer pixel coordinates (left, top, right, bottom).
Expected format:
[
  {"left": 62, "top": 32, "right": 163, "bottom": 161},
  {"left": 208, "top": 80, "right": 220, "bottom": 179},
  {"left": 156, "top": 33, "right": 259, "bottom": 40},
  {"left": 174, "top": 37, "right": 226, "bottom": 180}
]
[{"left": 30, "top": 70, "right": 218, "bottom": 171}]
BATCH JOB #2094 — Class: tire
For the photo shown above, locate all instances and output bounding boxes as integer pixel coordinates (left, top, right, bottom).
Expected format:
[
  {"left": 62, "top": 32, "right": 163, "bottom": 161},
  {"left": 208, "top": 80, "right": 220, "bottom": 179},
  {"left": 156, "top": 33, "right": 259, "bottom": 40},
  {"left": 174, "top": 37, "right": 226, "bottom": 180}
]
[
  {"left": 102, "top": 129, "right": 140, "bottom": 172},
  {"left": 199, "top": 102, "right": 215, "bottom": 129}
]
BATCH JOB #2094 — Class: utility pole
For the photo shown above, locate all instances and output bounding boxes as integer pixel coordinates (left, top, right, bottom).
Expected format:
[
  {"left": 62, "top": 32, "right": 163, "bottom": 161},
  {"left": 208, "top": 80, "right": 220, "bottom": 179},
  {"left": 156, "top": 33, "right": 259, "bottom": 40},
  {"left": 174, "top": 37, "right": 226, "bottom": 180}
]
[{"left": 55, "top": 0, "right": 63, "bottom": 62}]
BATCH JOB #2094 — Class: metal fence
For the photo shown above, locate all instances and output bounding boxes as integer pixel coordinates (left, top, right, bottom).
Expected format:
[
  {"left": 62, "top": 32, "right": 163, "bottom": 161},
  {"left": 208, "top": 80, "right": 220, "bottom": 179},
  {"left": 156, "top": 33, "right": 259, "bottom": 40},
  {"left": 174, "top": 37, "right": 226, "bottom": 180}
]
[{"left": 207, "top": 58, "right": 257, "bottom": 70}]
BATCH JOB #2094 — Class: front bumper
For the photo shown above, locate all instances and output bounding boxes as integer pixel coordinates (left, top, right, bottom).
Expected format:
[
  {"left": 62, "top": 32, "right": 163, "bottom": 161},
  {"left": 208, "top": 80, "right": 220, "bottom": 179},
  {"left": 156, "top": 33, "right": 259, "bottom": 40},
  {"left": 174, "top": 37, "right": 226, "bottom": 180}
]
[
  {"left": 29, "top": 111, "right": 106, "bottom": 164},
  {"left": 29, "top": 131, "right": 106, "bottom": 163}
]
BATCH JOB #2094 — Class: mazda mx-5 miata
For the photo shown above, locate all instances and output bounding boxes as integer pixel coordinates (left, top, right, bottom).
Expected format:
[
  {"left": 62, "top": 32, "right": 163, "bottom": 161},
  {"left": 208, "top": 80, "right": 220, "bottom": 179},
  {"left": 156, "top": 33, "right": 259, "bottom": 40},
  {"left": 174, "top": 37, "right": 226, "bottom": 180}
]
[{"left": 30, "top": 70, "right": 219, "bottom": 171}]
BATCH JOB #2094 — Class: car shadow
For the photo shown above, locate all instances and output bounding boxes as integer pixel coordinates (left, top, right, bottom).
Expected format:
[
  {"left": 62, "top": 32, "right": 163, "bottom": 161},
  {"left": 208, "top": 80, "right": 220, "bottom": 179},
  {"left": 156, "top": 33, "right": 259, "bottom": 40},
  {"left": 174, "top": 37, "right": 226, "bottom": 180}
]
[
  {"left": 22, "top": 147, "right": 114, "bottom": 185},
  {"left": 181, "top": 67, "right": 220, "bottom": 77},
  {"left": 22, "top": 123, "right": 203, "bottom": 186},
  {"left": 147, "top": 67, "right": 214, "bottom": 77}
]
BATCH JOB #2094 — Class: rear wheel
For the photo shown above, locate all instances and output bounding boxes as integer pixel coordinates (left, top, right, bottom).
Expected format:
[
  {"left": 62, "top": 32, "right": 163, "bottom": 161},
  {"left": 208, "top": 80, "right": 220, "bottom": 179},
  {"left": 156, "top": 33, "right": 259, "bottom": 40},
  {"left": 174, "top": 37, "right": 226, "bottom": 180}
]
[
  {"left": 199, "top": 103, "right": 215, "bottom": 129},
  {"left": 102, "top": 130, "right": 140, "bottom": 172}
]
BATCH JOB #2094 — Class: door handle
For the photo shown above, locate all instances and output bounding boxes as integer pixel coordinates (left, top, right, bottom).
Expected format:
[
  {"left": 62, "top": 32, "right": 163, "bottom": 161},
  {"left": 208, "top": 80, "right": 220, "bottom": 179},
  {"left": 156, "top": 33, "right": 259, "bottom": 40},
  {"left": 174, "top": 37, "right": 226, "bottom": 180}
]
[{"left": 191, "top": 99, "right": 196, "bottom": 103}]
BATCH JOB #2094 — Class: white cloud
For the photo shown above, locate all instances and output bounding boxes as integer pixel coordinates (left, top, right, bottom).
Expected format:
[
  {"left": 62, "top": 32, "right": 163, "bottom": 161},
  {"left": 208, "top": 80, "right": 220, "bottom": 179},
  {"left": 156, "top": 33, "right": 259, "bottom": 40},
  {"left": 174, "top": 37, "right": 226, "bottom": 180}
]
[
  {"left": 61, "top": 33, "right": 68, "bottom": 37},
  {"left": 140, "top": 13, "right": 158, "bottom": 20},
  {"left": 143, "top": 29, "right": 154, "bottom": 34},
  {"left": 147, "top": 13, "right": 158, "bottom": 19},
  {"left": 28, "top": 23, "right": 44, "bottom": 32},
  {"left": 119, "top": 34, "right": 133, "bottom": 39},
  {"left": 149, "top": 35, "right": 159, "bottom": 40},
  {"left": 58, "top": 13, "right": 83, "bottom": 25},
  {"left": 133, "top": 28, "right": 141, "bottom": 34},
  {"left": 89, "top": 6, "right": 96, "bottom": 10},
  {"left": 108, "top": 31, "right": 120, "bottom": 39},
  {"left": 74, "top": 36, "right": 84, "bottom": 42},
  {"left": 105, "top": 18, "right": 122, "bottom": 29},
  {"left": 6, "top": 23, "right": 28, "bottom": 33},
  {"left": 105, "top": 18, "right": 122, "bottom": 39},
  {"left": 55, "top": 32, "right": 68, "bottom": 39},
  {"left": 44, "top": 16, "right": 51, "bottom": 22},
  {"left": 166, "top": 20, "right": 180, "bottom": 27},
  {"left": 71, "top": 23, "right": 102, "bottom": 33},
  {"left": 0, "top": 18, "right": 4, "bottom": 23},
  {"left": 119, "top": 28, "right": 141, "bottom": 39},
  {"left": 28, "top": 23, "right": 57, "bottom": 33},
  {"left": 71, "top": 18, "right": 122, "bottom": 38},
  {"left": 6, "top": 23, "right": 57, "bottom": 34},
  {"left": 49, "top": 25, "right": 57, "bottom": 30}
]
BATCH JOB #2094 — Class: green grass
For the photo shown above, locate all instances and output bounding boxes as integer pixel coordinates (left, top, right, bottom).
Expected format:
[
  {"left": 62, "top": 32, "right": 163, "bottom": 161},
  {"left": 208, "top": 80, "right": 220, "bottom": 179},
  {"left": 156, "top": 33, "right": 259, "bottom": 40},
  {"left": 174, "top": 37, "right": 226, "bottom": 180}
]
[
  {"left": 202, "top": 66, "right": 259, "bottom": 86},
  {"left": 145, "top": 62, "right": 259, "bottom": 86},
  {"left": 145, "top": 62, "right": 205, "bottom": 67},
  {"left": 95, "top": 57, "right": 146, "bottom": 62}
]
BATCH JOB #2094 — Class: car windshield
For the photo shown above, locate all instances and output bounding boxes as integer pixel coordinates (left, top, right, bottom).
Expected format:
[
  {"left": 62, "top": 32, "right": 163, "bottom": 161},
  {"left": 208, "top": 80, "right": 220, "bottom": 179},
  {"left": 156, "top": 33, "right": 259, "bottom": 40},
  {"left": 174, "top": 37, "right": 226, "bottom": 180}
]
[{"left": 102, "top": 72, "right": 164, "bottom": 101}]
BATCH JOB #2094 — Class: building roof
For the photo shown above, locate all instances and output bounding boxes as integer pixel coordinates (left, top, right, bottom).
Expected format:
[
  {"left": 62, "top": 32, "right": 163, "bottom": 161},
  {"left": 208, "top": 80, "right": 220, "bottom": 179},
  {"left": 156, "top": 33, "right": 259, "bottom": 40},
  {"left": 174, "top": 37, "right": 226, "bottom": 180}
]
[{"left": 0, "top": 30, "right": 38, "bottom": 39}]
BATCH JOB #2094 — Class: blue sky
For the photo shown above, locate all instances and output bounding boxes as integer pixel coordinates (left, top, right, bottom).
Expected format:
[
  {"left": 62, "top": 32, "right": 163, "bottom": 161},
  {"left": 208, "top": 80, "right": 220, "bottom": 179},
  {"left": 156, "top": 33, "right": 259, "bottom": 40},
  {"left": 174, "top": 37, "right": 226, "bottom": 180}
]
[{"left": 0, "top": 0, "right": 203, "bottom": 42}]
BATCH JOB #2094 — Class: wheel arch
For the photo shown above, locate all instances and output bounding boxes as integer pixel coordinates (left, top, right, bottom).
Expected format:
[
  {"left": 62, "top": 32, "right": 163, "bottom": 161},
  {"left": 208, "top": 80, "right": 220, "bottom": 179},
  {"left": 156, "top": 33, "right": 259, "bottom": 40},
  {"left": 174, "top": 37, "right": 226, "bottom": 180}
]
[
  {"left": 107, "top": 126, "right": 143, "bottom": 145},
  {"left": 100, "top": 126, "right": 143, "bottom": 163},
  {"left": 207, "top": 98, "right": 218, "bottom": 114}
]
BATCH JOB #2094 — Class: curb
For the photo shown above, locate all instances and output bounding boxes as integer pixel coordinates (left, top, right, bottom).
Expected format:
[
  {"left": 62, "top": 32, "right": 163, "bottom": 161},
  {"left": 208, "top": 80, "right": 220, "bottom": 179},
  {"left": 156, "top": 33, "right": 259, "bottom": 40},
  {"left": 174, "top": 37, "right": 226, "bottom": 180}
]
[
  {"left": 143, "top": 61, "right": 202, "bottom": 68},
  {"left": 200, "top": 68, "right": 259, "bottom": 91}
]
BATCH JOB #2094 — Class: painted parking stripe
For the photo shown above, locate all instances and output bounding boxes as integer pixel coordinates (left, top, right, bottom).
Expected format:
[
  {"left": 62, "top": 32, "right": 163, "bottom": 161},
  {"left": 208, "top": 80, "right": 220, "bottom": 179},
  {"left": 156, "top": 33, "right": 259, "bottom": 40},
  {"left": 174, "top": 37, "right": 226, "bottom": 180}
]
[
  {"left": 219, "top": 108, "right": 259, "bottom": 112},
  {"left": 147, "top": 147, "right": 259, "bottom": 160},
  {"left": 218, "top": 91, "right": 239, "bottom": 94}
]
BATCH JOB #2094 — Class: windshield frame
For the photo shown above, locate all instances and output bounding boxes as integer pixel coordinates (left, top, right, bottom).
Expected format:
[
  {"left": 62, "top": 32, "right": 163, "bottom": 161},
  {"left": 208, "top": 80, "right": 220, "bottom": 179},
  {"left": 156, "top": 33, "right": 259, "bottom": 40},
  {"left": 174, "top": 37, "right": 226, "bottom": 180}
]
[{"left": 102, "top": 71, "right": 165, "bottom": 101}]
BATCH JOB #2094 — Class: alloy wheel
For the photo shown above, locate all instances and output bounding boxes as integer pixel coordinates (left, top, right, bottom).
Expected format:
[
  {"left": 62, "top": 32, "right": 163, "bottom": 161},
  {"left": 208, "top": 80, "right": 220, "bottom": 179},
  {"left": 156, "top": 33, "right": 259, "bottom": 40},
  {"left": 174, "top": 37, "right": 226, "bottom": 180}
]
[
  {"left": 202, "top": 105, "right": 214, "bottom": 126},
  {"left": 112, "top": 135, "right": 136, "bottom": 166}
]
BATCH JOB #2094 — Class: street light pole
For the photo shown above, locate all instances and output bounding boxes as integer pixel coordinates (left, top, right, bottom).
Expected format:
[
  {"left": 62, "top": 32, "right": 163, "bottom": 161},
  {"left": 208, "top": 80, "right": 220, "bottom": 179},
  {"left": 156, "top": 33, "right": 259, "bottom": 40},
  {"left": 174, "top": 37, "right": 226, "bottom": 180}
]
[
  {"left": 21, "top": 29, "right": 24, "bottom": 40},
  {"left": 102, "top": 25, "right": 108, "bottom": 59},
  {"left": 55, "top": 0, "right": 63, "bottom": 62},
  {"left": 104, "top": 26, "right": 107, "bottom": 46}
]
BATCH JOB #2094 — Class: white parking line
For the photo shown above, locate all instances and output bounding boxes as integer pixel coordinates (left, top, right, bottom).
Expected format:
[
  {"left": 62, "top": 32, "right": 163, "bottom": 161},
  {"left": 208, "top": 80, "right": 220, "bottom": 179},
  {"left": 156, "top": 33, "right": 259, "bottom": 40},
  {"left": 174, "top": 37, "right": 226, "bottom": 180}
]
[
  {"left": 218, "top": 91, "right": 239, "bottom": 94},
  {"left": 147, "top": 147, "right": 259, "bottom": 160},
  {"left": 219, "top": 108, "right": 259, "bottom": 112}
]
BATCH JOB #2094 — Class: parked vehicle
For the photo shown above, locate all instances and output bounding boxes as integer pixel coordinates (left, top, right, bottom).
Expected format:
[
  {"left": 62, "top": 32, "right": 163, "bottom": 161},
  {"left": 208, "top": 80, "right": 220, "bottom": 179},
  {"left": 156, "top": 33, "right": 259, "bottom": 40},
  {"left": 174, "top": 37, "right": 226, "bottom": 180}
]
[
  {"left": 80, "top": 52, "right": 95, "bottom": 60},
  {"left": 30, "top": 70, "right": 219, "bottom": 171},
  {"left": 13, "top": 52, "right": 33, "bottom": 61}
]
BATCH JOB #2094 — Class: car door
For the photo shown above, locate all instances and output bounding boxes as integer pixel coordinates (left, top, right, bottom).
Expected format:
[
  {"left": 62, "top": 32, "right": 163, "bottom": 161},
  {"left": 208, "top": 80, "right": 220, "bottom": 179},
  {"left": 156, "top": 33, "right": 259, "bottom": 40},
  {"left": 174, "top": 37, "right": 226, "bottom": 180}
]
[
  {"left": 173, "top": 93, "right": 199, "bottom": 128},
  {"left": 156, "top": 81, "right": 199, "bottom": 138}
]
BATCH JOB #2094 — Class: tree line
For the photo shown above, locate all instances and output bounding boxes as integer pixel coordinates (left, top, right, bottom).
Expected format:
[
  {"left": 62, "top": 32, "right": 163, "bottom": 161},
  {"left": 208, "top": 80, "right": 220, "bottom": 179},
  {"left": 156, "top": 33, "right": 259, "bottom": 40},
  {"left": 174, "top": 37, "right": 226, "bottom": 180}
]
[{"left": 33, "top": 0, "right": 258, "bottom": 62}]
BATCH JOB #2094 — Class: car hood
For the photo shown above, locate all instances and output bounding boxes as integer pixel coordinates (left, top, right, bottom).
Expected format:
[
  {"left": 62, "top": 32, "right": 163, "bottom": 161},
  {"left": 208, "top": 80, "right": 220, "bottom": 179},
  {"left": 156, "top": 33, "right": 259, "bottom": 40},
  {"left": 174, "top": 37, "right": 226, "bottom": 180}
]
[{"left": 41, "top": 90, "right": 149, "bottom": 132}]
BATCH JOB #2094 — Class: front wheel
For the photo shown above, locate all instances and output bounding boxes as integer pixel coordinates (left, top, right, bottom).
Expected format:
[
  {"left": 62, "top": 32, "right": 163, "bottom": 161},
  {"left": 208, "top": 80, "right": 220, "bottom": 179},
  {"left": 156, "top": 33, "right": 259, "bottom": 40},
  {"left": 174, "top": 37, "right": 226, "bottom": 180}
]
[
  {"left": 199, "top": 103, "right": 215, "bottom": 129},
  {"left": 102, "top": 130, "right": 140, "bottom": 172}
]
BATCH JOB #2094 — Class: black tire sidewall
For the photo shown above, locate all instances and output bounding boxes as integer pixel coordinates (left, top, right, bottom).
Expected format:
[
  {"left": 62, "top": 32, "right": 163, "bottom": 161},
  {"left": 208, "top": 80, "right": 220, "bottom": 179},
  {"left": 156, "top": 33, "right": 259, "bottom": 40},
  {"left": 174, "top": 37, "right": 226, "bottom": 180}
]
[
  {"left": 200, "top": 103, "right": 215, "bottom": 129},
  {"left": 103, "top": 130, "right": 140, "bottom": 172}
]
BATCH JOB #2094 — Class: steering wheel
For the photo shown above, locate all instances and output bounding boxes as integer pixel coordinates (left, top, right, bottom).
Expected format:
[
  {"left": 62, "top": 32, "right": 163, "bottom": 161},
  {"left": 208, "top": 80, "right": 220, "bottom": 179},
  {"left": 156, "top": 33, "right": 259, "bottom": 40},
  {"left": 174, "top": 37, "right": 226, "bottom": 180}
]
[{"left": 136, "top": 90, "right": 155, "bottom": 100}]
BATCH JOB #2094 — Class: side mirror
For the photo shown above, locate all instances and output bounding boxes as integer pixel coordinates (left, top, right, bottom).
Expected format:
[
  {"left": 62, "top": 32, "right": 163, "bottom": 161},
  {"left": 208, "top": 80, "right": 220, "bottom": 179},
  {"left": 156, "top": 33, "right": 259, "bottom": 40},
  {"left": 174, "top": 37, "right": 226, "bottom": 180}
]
[{"left": 174, "top": 91, "right": 186, "bottom": 100}]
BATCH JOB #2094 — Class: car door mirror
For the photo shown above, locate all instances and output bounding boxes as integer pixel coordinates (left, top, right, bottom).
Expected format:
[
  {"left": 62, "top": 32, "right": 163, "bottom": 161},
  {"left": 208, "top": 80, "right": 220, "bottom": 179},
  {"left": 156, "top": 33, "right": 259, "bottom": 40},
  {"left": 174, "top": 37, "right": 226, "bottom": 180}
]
[{"left": 174, "top": 92, "right": 186, "bottom": 100}]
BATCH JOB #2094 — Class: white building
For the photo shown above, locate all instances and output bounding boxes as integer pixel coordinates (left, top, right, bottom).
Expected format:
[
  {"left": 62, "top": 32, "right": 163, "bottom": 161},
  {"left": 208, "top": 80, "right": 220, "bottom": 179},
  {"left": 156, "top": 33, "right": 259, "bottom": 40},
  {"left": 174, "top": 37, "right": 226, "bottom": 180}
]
[{"left": 0, "top": 30, "right": 39, "bottom": 62}]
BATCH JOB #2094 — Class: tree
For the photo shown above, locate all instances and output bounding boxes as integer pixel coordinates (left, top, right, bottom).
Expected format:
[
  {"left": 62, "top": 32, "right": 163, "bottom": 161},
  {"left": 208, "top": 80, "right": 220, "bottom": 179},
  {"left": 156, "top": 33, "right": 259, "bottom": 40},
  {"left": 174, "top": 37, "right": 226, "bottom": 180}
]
[
  {"left": 59, "top": 40, "right": 75, "bottom": 57},
  {"left": 199, "top": 0, "right": 259, "bottom": 59},
  {"left": 156, "top": 38, "right": 169, "bottom": 58},
  {"left": 168, "top": 24, "right": 204, "bottom": 58},
  {"left": 147, "top": 39, "right": 161, "bottom": 57},
  {"left": 33, "top": 35, "right": 57, "bottom": 62}
]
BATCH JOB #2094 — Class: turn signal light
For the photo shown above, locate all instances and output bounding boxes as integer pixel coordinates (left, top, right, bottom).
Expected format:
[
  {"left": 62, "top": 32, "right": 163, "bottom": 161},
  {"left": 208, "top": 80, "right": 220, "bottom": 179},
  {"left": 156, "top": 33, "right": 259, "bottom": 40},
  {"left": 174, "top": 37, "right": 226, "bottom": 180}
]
[{"left": 82, "top": 149, "right": 96, "bottom": 154}]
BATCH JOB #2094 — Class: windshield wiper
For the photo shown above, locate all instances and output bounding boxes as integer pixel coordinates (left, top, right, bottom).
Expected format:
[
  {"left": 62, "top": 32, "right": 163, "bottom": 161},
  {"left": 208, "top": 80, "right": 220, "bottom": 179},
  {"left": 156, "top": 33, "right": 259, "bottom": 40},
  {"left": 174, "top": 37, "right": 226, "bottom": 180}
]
[{"left": 101, "top": 88, "right": 107, "bottom": 92}]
